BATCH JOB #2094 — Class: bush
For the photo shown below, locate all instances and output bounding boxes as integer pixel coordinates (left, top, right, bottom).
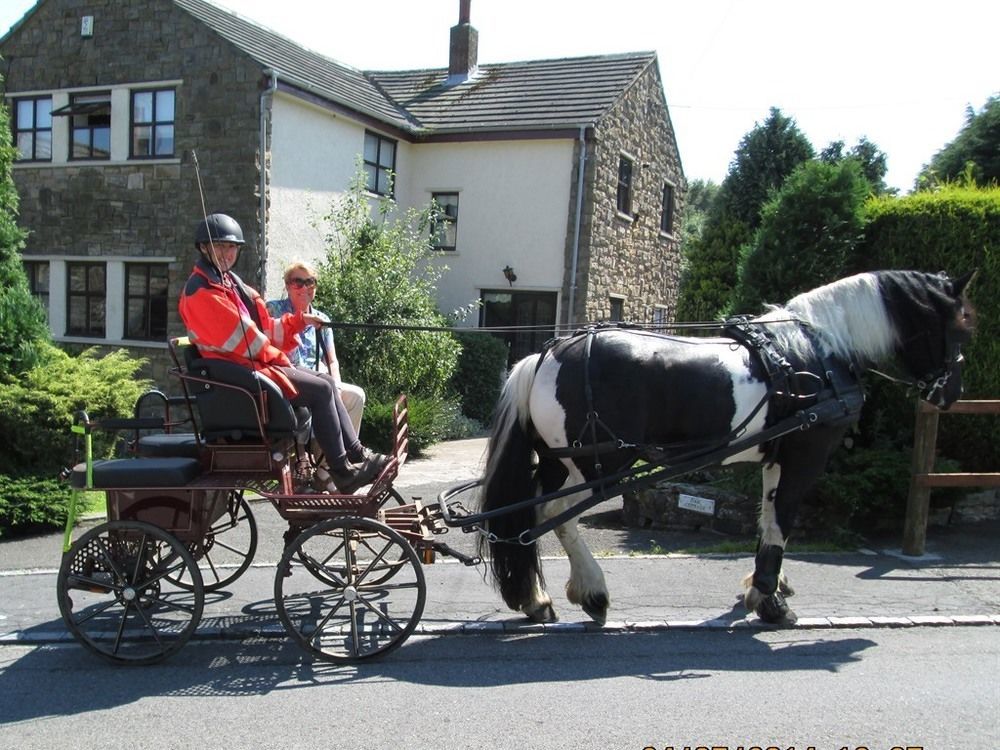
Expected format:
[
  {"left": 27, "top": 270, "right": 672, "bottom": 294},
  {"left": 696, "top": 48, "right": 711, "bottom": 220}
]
[
  {"left": 0, "top": 475, "right": 72, "bottom": 539},
  {"left": 860, "top": 185, "right": 1000, "bottom": 472},
  {"left": 732, "top": 159, "right": 869, "bottom": 313},
  {"left": 313, "top": 168, "right": 462, "bottom": 403},
  {"left": 452, "top": 331, "right": 508, "bottom": 424},
  {"left": 0, "top": 85, "right": 50, "bottom": 377},
  {"left": 359, "top": 395, "right": 479, "bottom": 458},
  {"left": 0, "top": 343, "right": 149, "bottom": 538}
]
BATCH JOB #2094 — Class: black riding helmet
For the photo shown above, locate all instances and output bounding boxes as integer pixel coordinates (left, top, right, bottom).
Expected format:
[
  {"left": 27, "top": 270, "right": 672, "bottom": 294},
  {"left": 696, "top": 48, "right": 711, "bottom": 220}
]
[{"left": 194, "top": 213, "right": 245, "bottom": 248}]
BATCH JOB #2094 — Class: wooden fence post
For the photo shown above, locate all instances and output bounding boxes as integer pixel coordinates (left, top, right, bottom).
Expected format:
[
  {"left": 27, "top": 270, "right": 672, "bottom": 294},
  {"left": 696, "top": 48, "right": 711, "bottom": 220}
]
[{"left": 902, "top": 400, "right": 939, "bottom": 556}]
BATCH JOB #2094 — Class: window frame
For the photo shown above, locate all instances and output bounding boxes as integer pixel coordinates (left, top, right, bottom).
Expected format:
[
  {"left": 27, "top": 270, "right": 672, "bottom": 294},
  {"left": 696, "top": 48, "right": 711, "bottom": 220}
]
[
  {"left": 609, "top": 295, "right": 625, "bottom": 323},
  {"left": 124, "top": 263, "right": 170, "bottom": 340},
  {"left": 13, "top": 96, "right": 53, "bottom": 162},
  {"left": 430, "top": 192, "right": 460, "bottom": 251},
  {"left": 660, "top": 181, "right": 676, "bottom": 236},
  {"left": 616, "top": 155, "right": 633, "bottom": 216},
  {"left": 130, "top": 88, "right": 176, "bottom": 159},
  {"left": 363, "top": 130, "right": 397, "bottom": 197},
  {"left": 66, "top": 262, "right": 107, "bottom": 337},
  {"left": 58, "top": 91, "right": 112, "bottom": 161},
  {"left": 23, "top": 260, "right": 50, "bottom": 320}
]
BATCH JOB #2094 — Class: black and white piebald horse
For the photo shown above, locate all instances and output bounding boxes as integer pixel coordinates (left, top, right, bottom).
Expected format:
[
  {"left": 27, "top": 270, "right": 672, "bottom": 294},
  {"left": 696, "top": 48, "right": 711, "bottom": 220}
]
[{"left": 478, "top": 270, "right": 976, "bottom": 624}]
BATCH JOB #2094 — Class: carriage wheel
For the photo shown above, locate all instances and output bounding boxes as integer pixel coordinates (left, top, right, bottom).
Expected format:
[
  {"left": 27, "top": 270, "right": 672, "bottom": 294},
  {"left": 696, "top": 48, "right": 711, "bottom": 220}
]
[
  {"left": 294, "top": 488, "right": 410, "bottom": 587},
  {"left": 167, "top": 491, "right": 258, "bottom": 592},
  {"left": 57, "top": 520, "right": 204, "bottom": 665},
  {"left": 373, "top": 486, "right": 406, "bottom": 510},
  {"left": 275, "top": 517, "right": 425, "bottom": 662}
]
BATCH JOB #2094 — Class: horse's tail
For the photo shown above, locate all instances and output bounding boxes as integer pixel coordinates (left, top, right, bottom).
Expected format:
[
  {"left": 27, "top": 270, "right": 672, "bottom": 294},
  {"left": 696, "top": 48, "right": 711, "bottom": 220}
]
[{"left": 479, "top": 353, "right": 544, "bottom": 611}]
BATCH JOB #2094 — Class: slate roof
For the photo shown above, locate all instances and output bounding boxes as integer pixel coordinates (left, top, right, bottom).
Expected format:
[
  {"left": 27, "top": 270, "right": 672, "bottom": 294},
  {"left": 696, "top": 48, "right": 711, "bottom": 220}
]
[
  {"left": 173, "top": 0, "right": 416, "bottom": 130},
  {"left": 174, "top": 0, "right": 657, "bottom": 138},
  {"left": 369, "top": 53, "right": 657, "bottom": 135}
]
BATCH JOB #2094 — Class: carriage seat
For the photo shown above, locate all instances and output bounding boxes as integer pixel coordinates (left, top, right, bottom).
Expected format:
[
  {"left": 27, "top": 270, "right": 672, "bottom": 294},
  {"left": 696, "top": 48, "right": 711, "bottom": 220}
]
[
  {"left": 181, "top": 346, "right": 312, "bottom": 445},
  {"left": 70, "top": 457, "right": 202, "bottom": 489},
  {"left": 136, "top": 433, "right": 202, "bottom": 458}
]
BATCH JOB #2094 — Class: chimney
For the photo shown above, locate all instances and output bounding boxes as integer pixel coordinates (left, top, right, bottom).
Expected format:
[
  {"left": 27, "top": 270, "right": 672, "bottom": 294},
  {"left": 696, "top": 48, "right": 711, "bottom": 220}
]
[{"left": 448, "top": 0, "right": 478, "bottom": 83}]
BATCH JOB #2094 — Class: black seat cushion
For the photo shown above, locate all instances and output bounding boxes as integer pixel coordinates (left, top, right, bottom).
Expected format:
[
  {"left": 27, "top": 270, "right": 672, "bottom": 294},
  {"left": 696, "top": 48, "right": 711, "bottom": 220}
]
[
  {"left": 136, "top": 433, "right": 202, "bottom": 458},
  {"left": 71, "top": 457, "right": 202, "bottom": 489}
]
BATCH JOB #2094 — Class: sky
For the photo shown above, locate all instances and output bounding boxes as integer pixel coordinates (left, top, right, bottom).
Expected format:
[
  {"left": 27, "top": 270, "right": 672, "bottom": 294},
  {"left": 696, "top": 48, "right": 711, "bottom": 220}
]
[{"left": 2, "top": 0, "right": 997, "bottom": 193}]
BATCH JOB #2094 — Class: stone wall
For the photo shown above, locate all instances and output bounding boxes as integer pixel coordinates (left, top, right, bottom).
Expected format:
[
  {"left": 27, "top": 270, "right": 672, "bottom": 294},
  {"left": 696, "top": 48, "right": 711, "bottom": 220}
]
[
  {"left": 567, "top": 61, "right": 685, "bottom": 325},
  {"left": 2, "top": 0, "right": 268, "bottom": 385}
]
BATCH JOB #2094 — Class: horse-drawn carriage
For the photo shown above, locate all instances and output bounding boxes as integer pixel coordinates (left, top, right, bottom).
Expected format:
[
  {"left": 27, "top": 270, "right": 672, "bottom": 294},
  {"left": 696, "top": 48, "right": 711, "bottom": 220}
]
[
  {"left": 58, "top": 336, "right": 472, "bottom": 665},
  {"left": 58, "top": 270, "right": 975, "bottom": 664}
]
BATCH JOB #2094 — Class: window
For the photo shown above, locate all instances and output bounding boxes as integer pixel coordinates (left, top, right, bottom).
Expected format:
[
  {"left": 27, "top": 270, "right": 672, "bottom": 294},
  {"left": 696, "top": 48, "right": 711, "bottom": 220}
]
[
  {"left": 616, "top": 155, "right": 633, "bottom": 215},
  {"left": 363, "top": 131, "right": 396, "bottom": 196},
  {"left": 480, "top": 290, "right": 557, "bottom": 366},
  {"left": 125, "top": 264, "right": 169, "bottom": 340},
  {"left": 55, "top": 92, "right": 111, "bottom": 160},
  {"left": 660, "top": 182, "right": 676, "bottom": 235},
  {"left": 23, "top": 261, "right": 50, "bottom": 321},
  {"left": 67, "top": 262, "right": 106, "bottom": 336},
  {"left": 652, "top": 305, "right": 668, "bottom": 328},
  {"left": 13, "top": 97, "right": 52, "bottom": 161},
  {"left": 609, "top": 296, "right": 625, "bottom": 322},
  {"left": 431, "top": 192, "right": 459, "bottom": 250},
  {"left": 131, "top": 89, "right": 175, "bottom": 158}
]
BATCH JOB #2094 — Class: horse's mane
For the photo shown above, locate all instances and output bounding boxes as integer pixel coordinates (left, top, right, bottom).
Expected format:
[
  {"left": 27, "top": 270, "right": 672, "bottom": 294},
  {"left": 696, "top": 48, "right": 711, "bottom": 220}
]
[{"left": 757, "top": 272, "right": 896, "bottom": 367}]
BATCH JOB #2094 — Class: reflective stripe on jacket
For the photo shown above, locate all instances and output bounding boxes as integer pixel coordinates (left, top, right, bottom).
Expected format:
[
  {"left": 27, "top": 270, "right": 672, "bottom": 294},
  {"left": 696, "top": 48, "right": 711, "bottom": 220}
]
[{"left": 179, "top": 259, "right": 306, "bottom": 397}]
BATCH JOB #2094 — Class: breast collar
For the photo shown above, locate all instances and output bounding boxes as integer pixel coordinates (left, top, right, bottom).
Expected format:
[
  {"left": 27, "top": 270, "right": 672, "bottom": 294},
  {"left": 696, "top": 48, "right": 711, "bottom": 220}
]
[{"left": 723, "top": 315, "right": 864, "bottom": 427}]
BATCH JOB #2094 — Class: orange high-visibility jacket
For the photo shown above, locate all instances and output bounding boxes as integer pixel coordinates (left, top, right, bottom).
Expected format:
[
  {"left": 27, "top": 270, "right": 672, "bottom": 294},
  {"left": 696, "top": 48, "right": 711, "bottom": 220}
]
[{"left": 179, "top": 259, "right": 306, "bottom": 397}]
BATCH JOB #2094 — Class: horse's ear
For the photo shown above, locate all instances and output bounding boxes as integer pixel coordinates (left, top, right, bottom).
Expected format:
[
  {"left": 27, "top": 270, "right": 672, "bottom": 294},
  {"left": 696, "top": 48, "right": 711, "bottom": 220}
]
[{"left": 952, "top": 269, "right": 978, "bottom": 297}]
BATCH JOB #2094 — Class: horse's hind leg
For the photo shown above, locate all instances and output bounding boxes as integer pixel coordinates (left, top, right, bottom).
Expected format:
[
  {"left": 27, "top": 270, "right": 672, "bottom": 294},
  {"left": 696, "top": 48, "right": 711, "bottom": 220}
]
[{"left": 539, "top": 465, "right": 610, "bottom": 625}]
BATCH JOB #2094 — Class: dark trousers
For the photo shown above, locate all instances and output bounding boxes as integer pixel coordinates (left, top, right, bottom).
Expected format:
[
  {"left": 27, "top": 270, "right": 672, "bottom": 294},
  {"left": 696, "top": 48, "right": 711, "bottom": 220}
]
[{"left": 279, "top": 366, "right": 360, "bottom": 469}]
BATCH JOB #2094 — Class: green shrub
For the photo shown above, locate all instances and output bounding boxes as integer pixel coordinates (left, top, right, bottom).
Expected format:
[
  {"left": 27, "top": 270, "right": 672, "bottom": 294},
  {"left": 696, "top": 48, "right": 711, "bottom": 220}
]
[
  {"left": 359, "top": 395, "right": 477, "bottom": 458},
  {"left": 313, "top": 167, "right": 462, "bottom": 403},
  {"left": 0, "top": 474, "right": 72, "bottom": 539},
  {"left": 0, "top": 343, "right": 148, "bottom": 538},
  {"left": 452, "top": 331, "right": 508, "bottom": 424},
  {"left": 860, "top": 185, "right": 1000, "bottom": 472}
]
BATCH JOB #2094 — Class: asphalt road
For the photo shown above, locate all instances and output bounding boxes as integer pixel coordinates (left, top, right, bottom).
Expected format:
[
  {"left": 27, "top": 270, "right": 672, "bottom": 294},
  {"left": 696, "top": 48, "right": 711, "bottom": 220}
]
[{"left": 1, "top": 627, "right": 996, "bottom": 750}]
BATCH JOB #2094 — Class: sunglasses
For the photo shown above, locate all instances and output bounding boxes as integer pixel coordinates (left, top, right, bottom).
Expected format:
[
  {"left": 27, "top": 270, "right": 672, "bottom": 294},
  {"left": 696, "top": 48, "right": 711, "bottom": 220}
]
[{"left": 287, "top": 277, "right": 317, "bottom": 289}]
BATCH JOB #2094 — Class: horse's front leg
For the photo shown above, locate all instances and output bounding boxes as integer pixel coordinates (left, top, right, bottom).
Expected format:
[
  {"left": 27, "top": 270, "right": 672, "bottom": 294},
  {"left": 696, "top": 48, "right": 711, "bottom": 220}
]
[
  {"left": 539, "top": 467, "right": 610, "bottom": 624},
  {"left": 743, "top": 463, "right": 797, "bottom": 624}
]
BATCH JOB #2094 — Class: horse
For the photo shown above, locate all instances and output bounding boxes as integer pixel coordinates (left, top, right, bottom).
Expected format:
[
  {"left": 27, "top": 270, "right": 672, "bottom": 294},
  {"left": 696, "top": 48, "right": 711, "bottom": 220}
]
[{"left": 477, "top": 269, "right": 976, "bottom": 625}]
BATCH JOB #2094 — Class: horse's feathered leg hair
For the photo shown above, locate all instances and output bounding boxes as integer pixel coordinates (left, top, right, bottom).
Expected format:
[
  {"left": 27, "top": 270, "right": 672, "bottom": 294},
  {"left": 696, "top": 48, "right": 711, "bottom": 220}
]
[{"left": 478, "top": 354, "right": 546, "bottom": 613}]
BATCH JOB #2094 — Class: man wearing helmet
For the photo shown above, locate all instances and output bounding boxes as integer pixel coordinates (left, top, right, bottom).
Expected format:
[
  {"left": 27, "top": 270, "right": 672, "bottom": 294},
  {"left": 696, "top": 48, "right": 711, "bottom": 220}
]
[{"left": 179, "top": 213, "right": 388, "bottom": 494}]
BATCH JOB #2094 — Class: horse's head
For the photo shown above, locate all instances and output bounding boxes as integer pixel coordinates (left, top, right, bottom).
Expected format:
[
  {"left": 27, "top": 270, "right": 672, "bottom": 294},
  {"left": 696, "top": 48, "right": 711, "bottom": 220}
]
[{"left": 887, "top": 270, "right": 977, "bottom": 410}]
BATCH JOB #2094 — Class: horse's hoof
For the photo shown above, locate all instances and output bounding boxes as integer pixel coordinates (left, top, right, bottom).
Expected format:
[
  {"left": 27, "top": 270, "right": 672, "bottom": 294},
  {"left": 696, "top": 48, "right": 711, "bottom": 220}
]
[
  {"left": 581, "top": 592, "right": 609, "bottom": 625},
  {"left": 778, "top": 573, "right": 795, "bottom": 597},
  {"left": 755, "top": 592, "right": 797, "bottom": 625},
  {"left": 523, "top": 601, "right": 558, "bottom": 623}
]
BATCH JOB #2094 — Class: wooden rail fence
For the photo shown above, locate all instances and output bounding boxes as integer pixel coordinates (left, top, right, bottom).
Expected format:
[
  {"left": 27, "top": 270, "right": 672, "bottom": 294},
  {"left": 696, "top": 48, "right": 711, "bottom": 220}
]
[{"left": 903, "top": 399, "right": 1000, "bottom": 556}]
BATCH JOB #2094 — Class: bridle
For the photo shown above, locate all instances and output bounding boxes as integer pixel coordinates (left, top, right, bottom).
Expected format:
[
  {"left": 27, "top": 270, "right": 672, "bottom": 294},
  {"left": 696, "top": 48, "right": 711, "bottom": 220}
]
[{"left": 870, "top": 329, "right": 964, "bottom": 404}]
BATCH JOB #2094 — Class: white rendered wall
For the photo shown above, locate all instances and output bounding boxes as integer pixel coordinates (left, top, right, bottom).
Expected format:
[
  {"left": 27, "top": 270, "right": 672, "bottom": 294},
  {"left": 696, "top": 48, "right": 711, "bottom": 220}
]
[
  {"left": 268, "top": 93, "right": 573, "bottom": 322},
  {"left": 266, "top": 93, "right": 369, "bottom": 295},
  {"left": 400, "top": 139, "right": 573, "bottom": 325}
]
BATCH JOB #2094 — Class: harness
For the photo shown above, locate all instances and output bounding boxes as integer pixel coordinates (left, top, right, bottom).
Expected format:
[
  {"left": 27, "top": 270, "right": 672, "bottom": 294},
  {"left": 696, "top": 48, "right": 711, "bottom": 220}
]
[{"left": 521, "top": 320, "right": 866, "bottom": 541}]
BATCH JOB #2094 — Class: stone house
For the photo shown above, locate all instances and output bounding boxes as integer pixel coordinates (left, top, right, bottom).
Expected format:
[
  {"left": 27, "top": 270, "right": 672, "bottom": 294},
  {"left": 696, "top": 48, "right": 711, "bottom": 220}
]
[{"left": 1, "top": 0, "right": 685, "bottom": 381}]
